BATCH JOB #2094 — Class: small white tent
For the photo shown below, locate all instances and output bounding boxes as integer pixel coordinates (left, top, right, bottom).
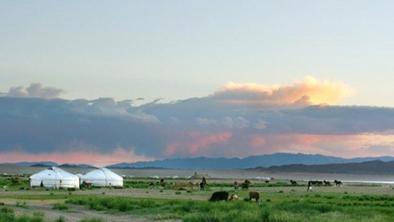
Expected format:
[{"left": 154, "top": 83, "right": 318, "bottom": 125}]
[
  {"left": 30, "top": 167, "right": 79, "bottom": 189},
  {"left": 81, "top": 168, "right": 123, "bottom": 187}
]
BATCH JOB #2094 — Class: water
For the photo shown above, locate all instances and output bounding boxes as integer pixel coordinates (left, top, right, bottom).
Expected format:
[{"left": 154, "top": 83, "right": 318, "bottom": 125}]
[{"left": 2, "top": 165, "right": 394, "bottom": 184}]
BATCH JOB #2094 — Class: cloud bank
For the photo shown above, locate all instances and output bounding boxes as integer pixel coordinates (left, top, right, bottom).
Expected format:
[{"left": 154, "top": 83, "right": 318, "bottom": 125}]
[{"left": 1, "top": 77, "right": 394, "bottom": 165}]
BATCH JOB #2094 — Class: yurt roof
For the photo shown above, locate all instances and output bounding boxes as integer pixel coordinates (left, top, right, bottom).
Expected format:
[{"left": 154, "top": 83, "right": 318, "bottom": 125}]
[
  {"left": 30, "top": 167, "right": 77, "bottom": 180},
  {"left": 82, "top": 168, "right": 122, "bottom": 181}
]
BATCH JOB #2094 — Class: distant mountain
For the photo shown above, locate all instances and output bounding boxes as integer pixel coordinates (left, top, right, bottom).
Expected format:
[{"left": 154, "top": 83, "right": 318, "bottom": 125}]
[
  {"left": 58, "top": 163, "right": 95, "bottom": 168},
  {"left": 259, "top": 160, "right": 394, "bottom": 175},
  {"left": 15, "top": 161, "right": 58, "bottom": 167},
  {"left": 107, "top": 153, "right": 394, "bottom": 169},
  {"left": 13, "top": 162, "right": 95, "bottom": 168}
]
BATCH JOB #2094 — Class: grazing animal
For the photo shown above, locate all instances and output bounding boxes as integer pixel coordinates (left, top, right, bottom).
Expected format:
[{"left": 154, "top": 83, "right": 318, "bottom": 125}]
[
  {"left": 229, "top": 193, "right": 239, "bottom": 201},
  {"left": 309, "top": 180, "right": 323, "bottom": 186},
  {"left": 209, "top": 191, "right": 229, "bottom": 201},
  {"left": 334, "top": 180, "right": 342, "bottom": 186},
  {"left": 241, "top": 179, "right": 251, "bottom": 190},
  {"left": 249, "top": 191, "right": 260, "bottom": 202},
  {"left": 290, "top": 180, "right": 297, "bottom": 185},
  {"left": 159, "top": 178, "right": 166, "bottom": 187},
  {"left": 200, "top": 177, "right": 208, "bottom": 190},
  {"left": 307, "top": 181, "right": 312, "bottom": 192},
  {"left": 323, "top": 180, "right": 331, "bottom": 186},
  {"left": 233, "top": 181, "right": 239, "bottom": 189}
]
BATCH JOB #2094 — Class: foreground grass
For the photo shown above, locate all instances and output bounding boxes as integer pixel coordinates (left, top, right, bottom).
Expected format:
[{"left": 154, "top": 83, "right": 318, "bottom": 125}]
[
  {"left": 0, "top": 207, "right": 45, "bottom": 222},
  {"left": 0, "top": 207, "right": 103, "bottom": 222},
  {"left": 66, "top": 192, "right": 394, "bottom": 222}
]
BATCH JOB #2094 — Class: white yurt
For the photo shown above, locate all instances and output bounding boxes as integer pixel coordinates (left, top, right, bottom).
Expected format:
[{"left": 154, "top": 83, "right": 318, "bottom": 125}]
[
  {"left": 75, "top": 173, "right": 83, "bottom": 185},
  {"left": 30, "top": 167, "right": 79, "bottom": 189},
  {"left": 81, "top": 168, "right": 123, "bottom": 187}
]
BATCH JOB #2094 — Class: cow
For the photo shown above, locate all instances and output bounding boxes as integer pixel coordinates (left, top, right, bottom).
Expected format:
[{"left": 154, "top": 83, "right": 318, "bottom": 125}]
[
  {"left": 229, "top": 193, "right": 239, "bottom": 201},
  {"left": 209, "top": 191, "right": 229, "bottom": 201},
  {"left": 249, "top": 191, "right": 260, "bottom": 202},
  {"left": 241, "top": 179, "right": 251, "bottom": 190},
  {"left": 233, "top": 181, "right": 239, "bottom": 190}
]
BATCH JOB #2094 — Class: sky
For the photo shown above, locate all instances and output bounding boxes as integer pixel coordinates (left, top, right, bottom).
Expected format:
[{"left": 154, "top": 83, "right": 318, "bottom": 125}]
[
  {"left": 2, "top": 0, "right": 394, "bottom": 105},
  {"left": 2, "top": 1, "right": 394, "bottom": 165}
]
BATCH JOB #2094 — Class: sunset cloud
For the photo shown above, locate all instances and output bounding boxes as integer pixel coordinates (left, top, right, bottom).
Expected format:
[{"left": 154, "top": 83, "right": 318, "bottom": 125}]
[
  {"left": 165, "top": 131, "right": 232, "bottom": 156},
  {"left": 212, "top": 76, "right": 353, "bottom": 106},
  {"left": 2, "top": 77, "right": 394, "bottom": 164}
]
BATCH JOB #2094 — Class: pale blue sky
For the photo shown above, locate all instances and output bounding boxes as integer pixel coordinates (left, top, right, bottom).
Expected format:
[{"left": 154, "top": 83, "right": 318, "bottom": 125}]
[{"left": 1, "top": 0, "right": 394, "bottom": 106}]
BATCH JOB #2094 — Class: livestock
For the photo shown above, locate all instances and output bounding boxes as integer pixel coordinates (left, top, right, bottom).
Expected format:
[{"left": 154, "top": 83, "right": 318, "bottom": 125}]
[
  {"left": 209, "top": 191, "right": 229, "bottom": 201},
  {"left": 229, "top": 193, "right": 239, "bottom": 201},
  {"left": 334, "top": 180, "right": 343, "bottom": 186},
  {"left": 249, "top": 191, "right": 260, "bottom": 202}
]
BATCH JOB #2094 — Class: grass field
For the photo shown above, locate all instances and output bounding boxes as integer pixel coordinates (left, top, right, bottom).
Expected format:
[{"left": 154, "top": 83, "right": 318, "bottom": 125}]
[{"left": 2, "top": 175, "right": 394, "bottom": 222}]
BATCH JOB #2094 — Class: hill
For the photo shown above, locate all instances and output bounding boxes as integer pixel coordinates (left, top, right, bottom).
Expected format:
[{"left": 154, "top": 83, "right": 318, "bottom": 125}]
[
  {"left": 107, "top": 153, "right": 394, "bottom": 169},
  {"left": 259, "top": 160, "right": 394, "bottom": 175}
]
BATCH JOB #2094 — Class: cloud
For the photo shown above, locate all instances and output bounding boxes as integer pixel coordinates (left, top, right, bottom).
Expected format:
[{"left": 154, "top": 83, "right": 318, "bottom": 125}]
[
  {"left": 3, "top": 76, "right": 394, "bottom": 163},
  {"left": 6, "top": 83, "right": 64, "bottom": 99},
  {"left": 70, "top": 98, "right": 160, "bottom": 123},
  {"left": 165, "top": 131, "right": 232, "bottom": 156},
  {"left": 211, "top": 76, "right": 353, "bottom": 106}
]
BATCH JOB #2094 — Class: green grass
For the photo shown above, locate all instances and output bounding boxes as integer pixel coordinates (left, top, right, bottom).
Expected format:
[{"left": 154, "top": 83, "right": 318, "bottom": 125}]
[
  {"left": 52, "top": 203, "right": 69, "bottom": 211},
  {"left": 0, "top": 207, "right": 44, "bottom": 222},
  {"left": 66, "top": 192, "right": 394, "bottom": 222},
  {"left": 79, "top": 218, "right": 104, "bottom": 222},
  {"left": 0, "top": 176, "right": 30, "bottom": 191},
  {"left": 122, "top": 179, "right": 305, "bottom": 190}
]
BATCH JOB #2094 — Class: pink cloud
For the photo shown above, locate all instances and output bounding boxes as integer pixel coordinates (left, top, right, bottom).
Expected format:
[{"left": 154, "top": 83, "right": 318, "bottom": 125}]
[
  {"left": 165, "top": 131, "right": 232, "bottom": 156},
  {"left": 212, "top": 76, "right": 353, "bottom": 106}
]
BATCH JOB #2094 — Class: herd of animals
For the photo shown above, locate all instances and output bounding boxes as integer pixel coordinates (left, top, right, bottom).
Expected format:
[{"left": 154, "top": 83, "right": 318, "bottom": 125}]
[{"left": 201, "top": 177, "right": 343, "bottom": 202}]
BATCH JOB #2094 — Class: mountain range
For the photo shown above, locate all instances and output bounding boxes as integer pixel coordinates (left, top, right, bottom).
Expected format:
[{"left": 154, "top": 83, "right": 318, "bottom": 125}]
[
  {"left": 259, "top": 160, "right": 394, "bottom": 175},
  {"left": 12, "top": 162, "right": 94, "bottom": 168},
  {"left": 107, "top": 153, "right": 394, "bottom": 169}
]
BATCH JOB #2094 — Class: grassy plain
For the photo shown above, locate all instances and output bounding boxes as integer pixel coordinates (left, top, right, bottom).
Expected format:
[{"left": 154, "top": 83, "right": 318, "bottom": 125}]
[{"left": 2, "top": 175, "right": 394, "bottom": 221}]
